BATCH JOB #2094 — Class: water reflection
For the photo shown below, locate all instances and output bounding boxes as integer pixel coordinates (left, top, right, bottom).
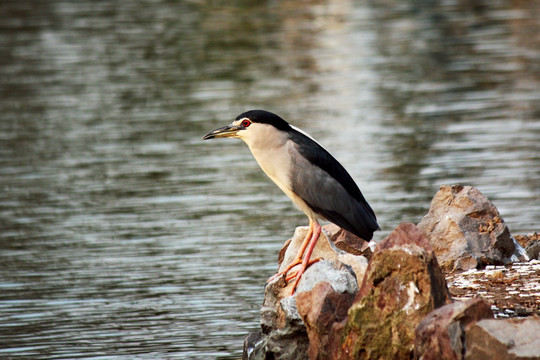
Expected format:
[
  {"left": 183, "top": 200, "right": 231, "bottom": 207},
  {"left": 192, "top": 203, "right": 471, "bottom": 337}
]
[
  {"left": 369, "top": 0, "right": 540, "bottom": 224},
  {"left": 0, "top": 0, "right": 538, "bottom": 359}
]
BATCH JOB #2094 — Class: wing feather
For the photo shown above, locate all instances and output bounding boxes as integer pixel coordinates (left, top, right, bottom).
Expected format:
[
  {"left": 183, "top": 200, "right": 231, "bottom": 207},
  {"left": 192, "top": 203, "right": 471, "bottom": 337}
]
[{"left": 288, "top": 130, "right": 379, "bottom": 240}]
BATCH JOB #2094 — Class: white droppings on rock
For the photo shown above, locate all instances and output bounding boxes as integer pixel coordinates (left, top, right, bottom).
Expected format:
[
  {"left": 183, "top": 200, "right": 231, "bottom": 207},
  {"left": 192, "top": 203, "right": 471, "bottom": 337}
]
[{"left": 403, "top": 281, "right": 420, "bottom": 314}]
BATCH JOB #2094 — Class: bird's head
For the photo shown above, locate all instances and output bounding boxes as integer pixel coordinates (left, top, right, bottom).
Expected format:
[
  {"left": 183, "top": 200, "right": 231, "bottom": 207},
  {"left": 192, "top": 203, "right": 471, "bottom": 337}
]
[{"left": 202, "top": 110, "right": 291, "bottom": 147}]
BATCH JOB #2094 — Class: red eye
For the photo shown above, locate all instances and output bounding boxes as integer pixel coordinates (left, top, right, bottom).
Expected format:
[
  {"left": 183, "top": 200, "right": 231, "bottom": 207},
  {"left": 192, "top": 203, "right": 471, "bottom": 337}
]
[{"left": 241, "top": 119, "right": 251, "bottom": 128}]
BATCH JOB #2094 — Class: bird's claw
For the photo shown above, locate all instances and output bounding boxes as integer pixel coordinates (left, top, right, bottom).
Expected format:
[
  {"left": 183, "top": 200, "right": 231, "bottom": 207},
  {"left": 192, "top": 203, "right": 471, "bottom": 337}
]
[
  {"left": 284, "top": 257, "right": 322, "bottom": 282},
  {"left": 267, "top": 257, "right": 323, "bottom": 295},
  {"left": 267, "top": 259, "right": 303, "bottom": 283}
]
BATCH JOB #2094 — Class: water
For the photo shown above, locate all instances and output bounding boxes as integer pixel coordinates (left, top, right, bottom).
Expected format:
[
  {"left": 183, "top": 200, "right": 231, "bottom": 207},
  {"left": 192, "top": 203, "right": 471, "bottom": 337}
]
[{"left": 0, "top": 0, "right": 539, "bottom": 358}]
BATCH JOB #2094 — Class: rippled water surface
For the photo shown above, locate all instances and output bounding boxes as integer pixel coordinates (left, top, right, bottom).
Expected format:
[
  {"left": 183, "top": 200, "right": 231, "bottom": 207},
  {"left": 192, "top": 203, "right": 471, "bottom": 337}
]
[{"left": 1, "top": 0, "right": 539, "bottom": 358}]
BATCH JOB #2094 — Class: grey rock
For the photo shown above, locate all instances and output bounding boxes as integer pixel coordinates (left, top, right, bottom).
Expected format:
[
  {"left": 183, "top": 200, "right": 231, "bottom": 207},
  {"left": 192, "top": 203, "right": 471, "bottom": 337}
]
[
  {"left": 280, "top": 296, "right": 302, "bottom": 324},
  {"left": 295, "top": 260, "right": 358, "bottom": 295},
  {"left": 246, "top": 282, "right": 309, "bottom": 360},
  {"left": 527, "top": 241, "right": 540, "bottom": 260}
]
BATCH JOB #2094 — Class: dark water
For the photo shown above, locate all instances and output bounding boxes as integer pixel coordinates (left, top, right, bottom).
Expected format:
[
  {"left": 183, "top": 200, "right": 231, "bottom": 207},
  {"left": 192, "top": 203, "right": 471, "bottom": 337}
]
[{"left": 0, "top": 0, "right": 539, "bottom": 358}]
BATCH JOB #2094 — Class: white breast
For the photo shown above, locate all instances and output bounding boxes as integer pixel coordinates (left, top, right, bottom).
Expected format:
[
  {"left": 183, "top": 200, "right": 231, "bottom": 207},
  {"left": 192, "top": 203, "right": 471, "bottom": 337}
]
[{"left": 238, "top": 123, "right": 317, "bottom": 219}]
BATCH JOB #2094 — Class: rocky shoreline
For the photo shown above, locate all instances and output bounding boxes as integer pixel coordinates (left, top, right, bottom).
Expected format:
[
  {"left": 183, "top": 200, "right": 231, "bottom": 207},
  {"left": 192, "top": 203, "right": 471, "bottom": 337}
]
[
  {"left": 243, "top": 185, "right": 540, "bottom": 360},
  {"left": 447, "top": 261, "right": 540, "bottom": 318}
]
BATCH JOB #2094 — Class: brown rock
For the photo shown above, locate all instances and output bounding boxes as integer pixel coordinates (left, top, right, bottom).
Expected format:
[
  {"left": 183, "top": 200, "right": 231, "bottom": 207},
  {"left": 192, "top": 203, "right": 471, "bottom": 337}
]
[
  {"left": 414, "top": 299, "right": 494, "bottom": 360},
  {"left": 333, "top": 223, "right": 452, "bottom": 360},
  {"left": 418, "top": 185, "right": 515, "bottom": 271},
  {"left": 323, "top": 223, "right": 372, "bottom": 259},
  {"left": 296, "top": 282, "right": 355, "bottom": 360},
  {"left": 465, "top": 318, "right": 540, "bottom": 359},
  {"left": 374, "top": 220, "right": 432, "bottom": 252}
]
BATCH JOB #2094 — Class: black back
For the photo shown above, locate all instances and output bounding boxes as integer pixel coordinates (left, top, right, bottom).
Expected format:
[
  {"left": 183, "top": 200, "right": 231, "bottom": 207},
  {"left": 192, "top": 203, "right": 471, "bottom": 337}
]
[{"left": 288, "top": 129, "right": 379, "bottom": 240}]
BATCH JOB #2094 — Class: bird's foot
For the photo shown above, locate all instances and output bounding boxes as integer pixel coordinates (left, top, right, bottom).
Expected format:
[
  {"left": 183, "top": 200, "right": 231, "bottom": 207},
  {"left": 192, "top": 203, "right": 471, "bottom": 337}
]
[
  {"left": 286, "top": 258, "right": 322, "bottom": 296},
  {"left": 284, "top": 257, "right": 321, "bottom": 282},
  {"left": 267, "top": 259, "right": 303, "bottom": 283},
  {"left": 267, "top": 257, "right": 322, "bottom": 295}
]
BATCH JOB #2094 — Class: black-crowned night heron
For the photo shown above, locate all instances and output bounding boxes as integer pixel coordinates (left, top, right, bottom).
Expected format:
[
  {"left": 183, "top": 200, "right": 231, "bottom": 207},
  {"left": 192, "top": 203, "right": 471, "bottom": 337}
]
[{"left": 202, "top": 110, "right": 379, "bottom": 294}]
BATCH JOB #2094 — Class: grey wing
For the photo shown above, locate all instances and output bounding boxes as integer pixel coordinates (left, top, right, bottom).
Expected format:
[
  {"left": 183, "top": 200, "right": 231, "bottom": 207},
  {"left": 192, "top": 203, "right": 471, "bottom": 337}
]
[{"left": 289, "top": 145, "right": 379, "bottom": 241}]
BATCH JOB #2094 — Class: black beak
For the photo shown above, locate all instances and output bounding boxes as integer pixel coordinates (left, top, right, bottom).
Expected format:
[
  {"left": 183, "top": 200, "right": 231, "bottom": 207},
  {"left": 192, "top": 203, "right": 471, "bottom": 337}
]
[{"left": 202, "top": 124, "right": 242, "bottom": 140}]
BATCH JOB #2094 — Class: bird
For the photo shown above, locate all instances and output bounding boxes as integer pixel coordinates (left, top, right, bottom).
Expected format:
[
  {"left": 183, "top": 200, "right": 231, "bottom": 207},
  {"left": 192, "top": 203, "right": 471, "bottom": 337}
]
[{"left": 202, "top": 110, "right": 379, "bottom": 294}]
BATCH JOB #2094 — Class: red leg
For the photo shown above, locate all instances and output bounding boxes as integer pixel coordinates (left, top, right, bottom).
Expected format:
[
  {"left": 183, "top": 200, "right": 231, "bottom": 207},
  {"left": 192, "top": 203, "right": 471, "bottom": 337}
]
[
  {"left": 290, "top": 220, "right": 321, "bottom": 295},
  {"left": 267, "top": 220, "right": 314, "bottom": 283}
]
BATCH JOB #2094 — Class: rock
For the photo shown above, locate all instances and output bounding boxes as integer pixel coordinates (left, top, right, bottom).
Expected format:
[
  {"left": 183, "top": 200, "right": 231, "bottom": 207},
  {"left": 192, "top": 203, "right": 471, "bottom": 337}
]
[
  {"left": 514, "top": 233, "right": 540, "bottom": 260},
  {"left": 296, "top": 282, "right": 356, "bottom": 360},
  {"left": 294, "top": 260, "right": 359, "bottom": 295},
  {"left": 333, "top": 223, "right": 452, "bottom": 360},
  {"left": 245, "top": 186, "right": 540, "bottom": 360},
  {"left": 418, "top": 185, "right": 517, "bottom": 271},
  {"left": 243, "top": 332, "right": 264, "bottom": 360},
  {"left": 526, "top": 242, "right": 540, "bottom": 260},
  {"left": 244, "top": 224, "right": 371, "bottom": 360},
  {"left": 277, "top": 226, "right": 369, "bottom": 294},
  {"left": 514, "top": 232, "right": 540, "bottom": 249},
  {"left": 445, "top": 261, "right": 540, "bottom": 318},
  {"left": 414, "top": 299, "right": 494, "bottom": 360},
  {"left": 246, "top": 276, "right": 309, "bottom": 360},
  {"left": 245, "top": 259, "right": 361, "bottom": 360},
  {"left": 259, "top": 272, "right": 306, "bottom": 337},
  {"left": 465, "top": 318, "right": 540, "bottom": 359},
  {"left": 323, "top": 223, "right": 372, "bottom": 259},
  {"left": 511, "top": 238, "right": 530, "bottom": 262},
  {"left": 335, "top": 252, "right": 369, "bottom": 284}
]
